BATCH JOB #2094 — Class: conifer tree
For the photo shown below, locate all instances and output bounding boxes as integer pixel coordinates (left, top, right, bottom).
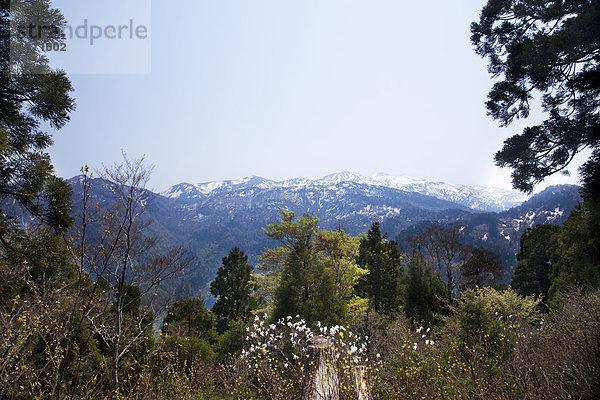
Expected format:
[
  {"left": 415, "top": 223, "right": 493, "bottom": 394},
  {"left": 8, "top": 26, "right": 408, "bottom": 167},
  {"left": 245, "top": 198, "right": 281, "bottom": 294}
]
[
  {"left": 511, "top": 225, "right": 560, "bottom": 300},
  {"left": 472, "top": 0, "right": 600, "bottom": 199},
  {"left": 404, "top": 259, "right": 447, "bottom": 326},
  {"left": 356, "top": 222, "right": 403, "bottom": 314},
  {"left": 210, "top": 247, "right": 254, "bottom": 333},
  {"left": 0, "top": 0, "right": 75, "bottom": 237}
]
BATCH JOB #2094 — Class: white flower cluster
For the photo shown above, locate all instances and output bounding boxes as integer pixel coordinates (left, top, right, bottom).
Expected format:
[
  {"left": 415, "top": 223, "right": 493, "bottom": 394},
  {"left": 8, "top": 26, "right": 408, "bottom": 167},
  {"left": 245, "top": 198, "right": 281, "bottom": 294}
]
[
  {"left": 241, "top": 314, "right": 313, "bottom": 359},
  {"left": 241, "top": 314, "right": 370, "bottom": 366},
  {"left": 414, "top": 326, "right": 435, "bottom": 349},
  {"left": 316, "top": 321, "right": 370, "bottom": 364}
]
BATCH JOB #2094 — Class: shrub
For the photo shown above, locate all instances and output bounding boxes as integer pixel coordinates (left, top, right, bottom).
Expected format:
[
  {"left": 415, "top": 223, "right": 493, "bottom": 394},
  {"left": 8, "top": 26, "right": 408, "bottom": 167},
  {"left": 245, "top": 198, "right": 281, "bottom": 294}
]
[{"left": 226, "top": 314, "right": 373, "bottom": 400}]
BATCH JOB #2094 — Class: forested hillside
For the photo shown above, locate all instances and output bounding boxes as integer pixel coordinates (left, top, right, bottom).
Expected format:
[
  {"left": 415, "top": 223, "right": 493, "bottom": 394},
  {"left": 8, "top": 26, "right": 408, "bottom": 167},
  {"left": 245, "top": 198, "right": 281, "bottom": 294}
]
[{"left": 66, "top": 175, "right": 580, "bottom": 300}]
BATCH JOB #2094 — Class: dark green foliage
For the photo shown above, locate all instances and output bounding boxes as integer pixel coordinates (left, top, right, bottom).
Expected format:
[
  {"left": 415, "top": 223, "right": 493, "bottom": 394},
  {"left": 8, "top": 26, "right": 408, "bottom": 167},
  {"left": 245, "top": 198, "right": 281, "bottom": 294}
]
[
  {"left": 549, "top": 201, "right": 600, "bottom": 306},
  {"left": 404, "top": 259, "right": 447, "bottom": 326},
  {"left": 581, "top": 150, "right": 600, "bottom": 203},
  {"left": 217, "top": 319, "right": 246, "bottom": 360},
  {"left": 266, "top": 209, "right": 345, "bottom": 325},
  {"left": 472, "top": 0, "right": 600, "bottom": 198},
  {"left": 43, "top": 175, "right": 74, "bottom": 233},
  {"left": 2, "top": 228, "right": 75, "bottom": 291},
  {"left": 163, "top": 298, "right": 216, "bottom": 342},
  {"left": 210, "top": 247, "right": 254, "bottom": 333},
  {"left": 0, "top": 1, "right": 75, "bottom": 237},
  {"left": 461, "top": 247, "right": 504, "bottom": 291},
  {"left": 508, "top": 199, "right": 600, "bottom": 307},
  {"left": 357, "top": 222, "right": 404, "bottom": 314},
  {"left": 272, "top": 238, "right": 343, "bottom": 325},
  {"left": 511, "top": 225, "right": 561, "bottom": 300}
]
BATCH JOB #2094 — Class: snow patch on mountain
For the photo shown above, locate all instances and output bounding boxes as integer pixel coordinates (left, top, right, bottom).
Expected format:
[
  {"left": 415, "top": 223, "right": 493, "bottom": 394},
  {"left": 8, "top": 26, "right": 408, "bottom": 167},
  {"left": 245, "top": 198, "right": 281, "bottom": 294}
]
[{"left": 165, "top": 172, "right": 528, "bottom": 212}]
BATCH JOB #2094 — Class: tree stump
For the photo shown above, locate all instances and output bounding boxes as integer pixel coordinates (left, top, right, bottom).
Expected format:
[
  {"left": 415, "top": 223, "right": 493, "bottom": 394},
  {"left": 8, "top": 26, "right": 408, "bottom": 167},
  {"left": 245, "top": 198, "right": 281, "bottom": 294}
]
[
  {"left": 301, "top": 336, "right": 372, "bottom": 400},
  {"left": 353, "top": 365, "right": 371, "bottom": 400},
  {"left": 302, "top": 336, "right": 339, "bottom": 400}
]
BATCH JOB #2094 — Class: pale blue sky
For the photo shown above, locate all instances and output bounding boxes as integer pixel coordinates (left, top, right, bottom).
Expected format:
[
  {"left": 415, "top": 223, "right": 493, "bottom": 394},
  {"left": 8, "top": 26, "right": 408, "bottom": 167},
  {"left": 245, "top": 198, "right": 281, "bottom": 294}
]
[{"left": 47, "top": 0, "right": 584, "bottom": 192}]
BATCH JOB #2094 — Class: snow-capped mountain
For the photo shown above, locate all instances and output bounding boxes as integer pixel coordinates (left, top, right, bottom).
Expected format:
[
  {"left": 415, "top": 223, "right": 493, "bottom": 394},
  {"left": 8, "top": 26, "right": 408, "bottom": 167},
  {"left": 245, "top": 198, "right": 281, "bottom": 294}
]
[
  {"left": 165, "top": 172, "right": 528, "bottom": 212},
  {"left": 66, "top": 174, "right": 580, "bottom": 299}
]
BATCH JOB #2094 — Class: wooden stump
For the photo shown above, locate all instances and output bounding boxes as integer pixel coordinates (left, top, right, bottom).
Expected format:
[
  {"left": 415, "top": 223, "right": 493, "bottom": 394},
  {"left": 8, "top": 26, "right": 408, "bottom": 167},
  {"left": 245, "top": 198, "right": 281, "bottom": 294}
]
[
  {"left": 302, "top": 336, "right": 339, "bottom": 400},
  {"left": 301, "top": 336, "right": 372, "bottom": 400},
  {"left": 353, "top": 365, "right": 371, "bottom": 400}
]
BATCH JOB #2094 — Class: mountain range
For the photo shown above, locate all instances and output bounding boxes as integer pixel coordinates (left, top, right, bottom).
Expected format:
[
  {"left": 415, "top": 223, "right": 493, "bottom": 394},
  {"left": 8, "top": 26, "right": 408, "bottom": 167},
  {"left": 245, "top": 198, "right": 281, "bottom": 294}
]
[
  {"left": 66, "top": 172, "right": 581, "bottom": 298},
  {"left": 164, "top": 172, "right": 528, "bottom": 212}
]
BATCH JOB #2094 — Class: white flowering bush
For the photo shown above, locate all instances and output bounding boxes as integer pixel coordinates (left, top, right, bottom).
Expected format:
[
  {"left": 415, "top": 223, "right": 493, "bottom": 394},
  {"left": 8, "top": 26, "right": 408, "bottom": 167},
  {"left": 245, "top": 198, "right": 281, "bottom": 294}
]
[{"left": 226, "top": 314, "right": 373, "bottom": 399}]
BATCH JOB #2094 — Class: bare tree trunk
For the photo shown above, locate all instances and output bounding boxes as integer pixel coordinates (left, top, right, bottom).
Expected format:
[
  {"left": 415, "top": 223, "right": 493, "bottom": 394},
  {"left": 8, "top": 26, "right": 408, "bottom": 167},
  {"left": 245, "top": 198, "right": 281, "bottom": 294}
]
[
  {"left": 110, "top": 344, "right": 119, "bottom": 399},
  {"left": 111, "top": 294, "right": 123, "bottom": 399}
]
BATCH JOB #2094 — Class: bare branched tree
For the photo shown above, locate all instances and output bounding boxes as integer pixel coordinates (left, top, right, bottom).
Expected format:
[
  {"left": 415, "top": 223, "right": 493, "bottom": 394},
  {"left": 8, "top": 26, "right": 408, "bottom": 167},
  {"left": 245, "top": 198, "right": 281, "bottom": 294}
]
[
  {"left": 74, "top": 154, "right": 189, "bottom": 398},
  {"left": 406, "top": 224, "right": 472, "bottom": 300}
]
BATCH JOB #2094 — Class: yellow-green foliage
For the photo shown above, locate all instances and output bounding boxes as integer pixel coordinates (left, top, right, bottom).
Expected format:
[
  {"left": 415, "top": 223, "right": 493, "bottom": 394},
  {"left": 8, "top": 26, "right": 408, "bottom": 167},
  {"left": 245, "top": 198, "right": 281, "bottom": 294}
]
[
  {"left": 135, "top": 340, "right": 228, "bottom": 400},
  {"left": 226, "top": 314, "right": 376, "bottom": 400},
  {"left": 255, "top": 209, "right": 369, "bottom": 325}
]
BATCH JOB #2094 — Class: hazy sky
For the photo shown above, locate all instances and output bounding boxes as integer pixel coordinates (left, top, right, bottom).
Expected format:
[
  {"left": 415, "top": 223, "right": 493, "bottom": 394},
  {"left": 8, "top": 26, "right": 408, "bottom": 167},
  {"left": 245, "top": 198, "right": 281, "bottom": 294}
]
[{"left": 46, "top": 0, "right": 584, "bottom": 192}]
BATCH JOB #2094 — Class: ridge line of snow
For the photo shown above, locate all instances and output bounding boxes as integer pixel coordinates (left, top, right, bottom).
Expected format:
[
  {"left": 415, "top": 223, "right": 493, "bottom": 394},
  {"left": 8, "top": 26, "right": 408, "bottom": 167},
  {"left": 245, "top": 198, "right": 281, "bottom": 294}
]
[{"left": 163, "top": 172, "right": 529, "bottom": 212}]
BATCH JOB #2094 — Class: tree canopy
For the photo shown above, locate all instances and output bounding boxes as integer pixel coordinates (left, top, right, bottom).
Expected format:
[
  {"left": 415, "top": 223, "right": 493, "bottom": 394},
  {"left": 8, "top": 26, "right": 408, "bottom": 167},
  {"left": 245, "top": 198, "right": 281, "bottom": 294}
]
[
  {"left": 210, "top": 247, "right": 254, "bottom": 333},
  {"left": 356, "top": 222, "right": 404, "bottom": 314},
  {"left": 0, "top": 0, "right": 75, "bottom": 235},
  {"left": 511, "top": 224, "right": 561, "bottom": 300},
  {"left": 471, "top": 0, "right": 600, "bottom": 198}
]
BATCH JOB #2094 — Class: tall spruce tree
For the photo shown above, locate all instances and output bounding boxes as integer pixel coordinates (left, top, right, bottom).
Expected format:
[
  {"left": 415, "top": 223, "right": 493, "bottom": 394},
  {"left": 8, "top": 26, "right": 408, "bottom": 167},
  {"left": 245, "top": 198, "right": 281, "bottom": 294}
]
[
  {"left": 356, "top": 222, "right": 403, "bottom": 314},
  {"left": 210, "top": 247, "right": 254, "bottom": 333}
]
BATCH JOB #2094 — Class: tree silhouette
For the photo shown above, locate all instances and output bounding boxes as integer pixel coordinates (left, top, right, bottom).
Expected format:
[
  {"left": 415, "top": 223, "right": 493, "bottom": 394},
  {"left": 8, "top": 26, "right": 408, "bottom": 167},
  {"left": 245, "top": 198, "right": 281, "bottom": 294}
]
[{"left": 472, "top": 0, "right": 600, "bottom": 199}]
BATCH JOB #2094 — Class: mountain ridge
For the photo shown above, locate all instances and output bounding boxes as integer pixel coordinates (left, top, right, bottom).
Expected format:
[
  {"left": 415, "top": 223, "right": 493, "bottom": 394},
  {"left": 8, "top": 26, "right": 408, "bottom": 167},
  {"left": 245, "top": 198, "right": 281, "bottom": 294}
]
[
  {"left": 165, "top": 171, "right": 528, "bottom": 212},
  {"left": 64, "top": 174, "right": 580, "bottom": 298}
]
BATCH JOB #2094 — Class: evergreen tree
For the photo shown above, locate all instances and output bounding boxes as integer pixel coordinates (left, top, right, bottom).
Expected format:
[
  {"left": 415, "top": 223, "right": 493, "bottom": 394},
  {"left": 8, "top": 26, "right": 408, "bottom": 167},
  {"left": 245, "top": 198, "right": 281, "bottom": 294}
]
[
  {"left": 404, "top": 259, "right": 447, "bottom": 326},
  {"left": 356, "top": 222, "right": 403, "bottom": 314},
  {"left": 0, "top": 0, "right": 75, "bottom": 236},
  {"left": 273, "top": 241, "right": 341, "bottom": 325},
  {"left": 511, "top": 225, "right": 561, "bottom": 300},
  {"left": 472, "top": 0, "right": 600, "bottom": 198},
  {"left": 264, "top": 209, "right": 343, "bottom": 325},
  {"left": 461, "top": 247, "right": 504, "bottom": 291},
  {"left": 549, "top": 203, "right": 600, "bottom": 306},
  {"left": 163, "top": 298, "right": 216, "bottom": 341},
  {"left": 210, "top": 247, "right": 254, "bottom": 333}
]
